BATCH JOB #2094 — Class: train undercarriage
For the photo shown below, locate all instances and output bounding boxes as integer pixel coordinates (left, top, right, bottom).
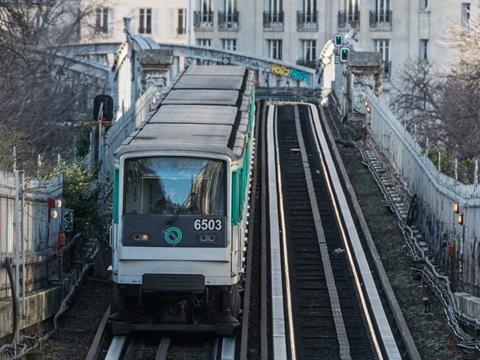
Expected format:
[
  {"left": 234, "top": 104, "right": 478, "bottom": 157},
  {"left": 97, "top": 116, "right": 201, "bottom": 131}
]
[{"left": 109, "top": 279, "right": 241, "bottom": 336}]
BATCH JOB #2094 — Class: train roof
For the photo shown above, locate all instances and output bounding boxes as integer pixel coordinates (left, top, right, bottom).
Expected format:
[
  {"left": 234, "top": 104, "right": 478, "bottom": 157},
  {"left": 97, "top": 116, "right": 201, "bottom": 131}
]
[
  {"left": 115, "top": 65, "right": 254, "bottom": 161},
  {"left": 174, "top": 75, "right": 245, "bottom": 90},
  {"left": 184, "top": 65, "right": 247, "bottom": 76},
  {"left": 162, "top": 89, "right": 240, "bottom": 106}
]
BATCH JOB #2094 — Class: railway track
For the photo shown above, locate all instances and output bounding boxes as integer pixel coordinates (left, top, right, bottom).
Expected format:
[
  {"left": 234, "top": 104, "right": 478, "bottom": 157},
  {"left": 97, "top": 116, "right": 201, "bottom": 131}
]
[
  {"left": 266, "top": 102, "right": 402, "bottom": 360},
  {"left": 88, "top": 333, "right": 234, "bottom": 360}
]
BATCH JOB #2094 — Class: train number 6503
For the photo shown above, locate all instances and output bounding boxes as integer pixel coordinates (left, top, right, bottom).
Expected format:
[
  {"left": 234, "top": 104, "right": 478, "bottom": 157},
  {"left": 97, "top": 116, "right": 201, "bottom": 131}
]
[{"left": 194, "top": 219, "right": 222, "bottom": 231}]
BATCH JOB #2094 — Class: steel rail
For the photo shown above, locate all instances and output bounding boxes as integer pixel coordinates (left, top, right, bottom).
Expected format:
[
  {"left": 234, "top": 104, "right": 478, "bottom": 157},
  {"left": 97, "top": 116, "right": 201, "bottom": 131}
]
[
  {"left": 307, "top": 103, "right": 400, "bottom": 359},
  {"left": 273, "top": 105, "right": 297, "bottom": 360},
  {"left": 85, "top": 306, "right": 111, "bottom": 360},
  {"left": 292, "top": 105, "right": 352, "bottom": 360},
  {"left": 260, "top": 101, "right": 270, "bottom": 360},
  {"left": 267, "top": 104, "right": 290, "bottom": 359},
  {"left": 105, "top": 336, "right": 127, "bottom": 360},
  {"left": 154, "top": 337, "right": 171, "bottom": 360}
]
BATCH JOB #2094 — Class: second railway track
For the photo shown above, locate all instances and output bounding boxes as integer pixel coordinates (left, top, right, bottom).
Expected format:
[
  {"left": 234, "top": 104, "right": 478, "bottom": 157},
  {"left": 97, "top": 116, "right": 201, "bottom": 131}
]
[
  {"left": 277, "top": 104, "right": 376, "bottom": 359},
  {"left": 266, "top": 102, "right": 402, "bottom": 360}
]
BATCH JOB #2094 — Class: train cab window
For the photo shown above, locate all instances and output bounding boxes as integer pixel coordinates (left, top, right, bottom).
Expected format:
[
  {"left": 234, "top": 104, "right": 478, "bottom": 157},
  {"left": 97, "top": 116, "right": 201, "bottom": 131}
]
[{"left": 123, "top": 157, "right": 226, "bottom": 216}]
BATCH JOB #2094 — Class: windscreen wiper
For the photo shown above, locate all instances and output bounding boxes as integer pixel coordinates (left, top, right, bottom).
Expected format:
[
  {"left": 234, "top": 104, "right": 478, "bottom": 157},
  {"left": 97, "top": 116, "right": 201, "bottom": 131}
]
[{"left": 166, "top": 192, "right": 196, "bottom": 226}]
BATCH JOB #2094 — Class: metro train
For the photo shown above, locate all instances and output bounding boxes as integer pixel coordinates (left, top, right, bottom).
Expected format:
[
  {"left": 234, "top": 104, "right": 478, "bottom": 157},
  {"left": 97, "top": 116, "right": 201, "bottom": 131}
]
[{"left": 109, "top": 65, "right": 255, "bottom": 335}]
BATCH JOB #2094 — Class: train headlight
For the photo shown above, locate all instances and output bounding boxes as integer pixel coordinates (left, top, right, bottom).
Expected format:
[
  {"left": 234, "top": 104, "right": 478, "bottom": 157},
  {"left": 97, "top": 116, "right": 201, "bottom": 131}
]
[
  {"left": 198, "top": 233, "right": 216, "bottom": 245},
  {"left": 133, "top": 233, "right": 150, "bottom": 241}
]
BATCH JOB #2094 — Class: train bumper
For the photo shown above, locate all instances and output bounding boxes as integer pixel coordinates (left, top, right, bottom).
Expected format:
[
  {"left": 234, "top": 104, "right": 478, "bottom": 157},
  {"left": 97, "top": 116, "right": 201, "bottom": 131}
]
[
  {"left": 113, "top": 260, "right": 237, "bottom": 286},
  {"left": 110, "top": 320, "right": 240, "bottom": 336}
]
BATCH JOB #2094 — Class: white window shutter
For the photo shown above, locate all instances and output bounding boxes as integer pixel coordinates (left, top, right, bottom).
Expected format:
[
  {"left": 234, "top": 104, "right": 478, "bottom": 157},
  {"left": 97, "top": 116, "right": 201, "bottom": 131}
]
[
  {"left": 153, "top": 8, "right": 160, "bottom": 36},
  {"left": 130, "top": 8, "right": 138, "bottom": 33},
  {"left": 168, "top": 9, "right": 176, "bottom": 36},
  {"left": 108, "top": 8, "right": 115, "bottom": 37}
]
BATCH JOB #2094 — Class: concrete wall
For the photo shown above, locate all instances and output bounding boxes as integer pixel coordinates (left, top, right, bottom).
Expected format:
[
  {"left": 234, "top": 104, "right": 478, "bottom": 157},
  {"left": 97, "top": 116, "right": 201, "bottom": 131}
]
[{"left": 365, "top": 87, "right": 480, "bottom": 296}]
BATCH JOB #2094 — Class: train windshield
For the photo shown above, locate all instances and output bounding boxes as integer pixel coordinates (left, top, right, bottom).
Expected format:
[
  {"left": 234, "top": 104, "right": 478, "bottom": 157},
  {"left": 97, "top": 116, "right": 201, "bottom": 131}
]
[{"left": 123, "top": 157, "right": 226, "bottom": 216}]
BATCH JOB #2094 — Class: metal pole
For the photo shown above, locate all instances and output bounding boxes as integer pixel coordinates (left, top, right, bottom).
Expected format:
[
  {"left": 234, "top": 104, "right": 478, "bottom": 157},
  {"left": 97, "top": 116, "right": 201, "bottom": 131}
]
[
  {"left": 425, "top": 137, "right": 429, "bottom": 159},
  {"left": 474, "top": 158, "right": 478, "bottom": 185},
  {"left": 57, "top": 153, "right": 61, "bottom": 172},
  {"left": 454, "top": 158, "right": 458, "bottom": 181},
  {"left": 437, "top": 151, "right": 441, "bottom": 173},
  {"left": 37, "top": 154, "right": 41, "bottom": 179},
  {"left": 13, "top": 146, "right": 16, "bottom": 172},
  {"left": 13, "top": 170, "right": 21, "bottom": 343},
  {"left": 21, "top": 171, "right": 25, "bottom": 316}
]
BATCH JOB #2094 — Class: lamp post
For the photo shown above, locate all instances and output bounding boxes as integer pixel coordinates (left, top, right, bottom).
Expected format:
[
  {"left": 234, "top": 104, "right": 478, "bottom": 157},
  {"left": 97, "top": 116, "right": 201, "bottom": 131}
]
[{"left": 453, "top": 202, "right": 466, "bottom": 291}]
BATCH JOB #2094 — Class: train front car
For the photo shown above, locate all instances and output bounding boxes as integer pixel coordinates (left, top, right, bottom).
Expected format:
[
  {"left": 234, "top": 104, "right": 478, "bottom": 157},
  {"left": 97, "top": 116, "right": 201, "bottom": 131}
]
[{"left": 109, "top": 65, "right": 255, "bottom": 335}]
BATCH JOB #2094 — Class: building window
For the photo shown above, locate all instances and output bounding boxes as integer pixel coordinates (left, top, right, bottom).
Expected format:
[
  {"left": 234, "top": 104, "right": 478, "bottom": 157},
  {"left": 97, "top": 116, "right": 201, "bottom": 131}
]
[
  {"left": 268, "top": 39, "right": 282, "bottom": 60},
  {"left": 420, "top": 39, "right": 428, "bottom": 61},
  {"left": 420, "top": 0, "right": 428, "bottom": 10},
  {"left": 224, "top": 0, "right": 238, "bottom": 13},
  {"left": 268, "top": 0, "right": 283, "bottom": 15},
  {"left": 462, "top": 3, "right": 471, "bottom": 27},
  {"left": 177, "top": 8, "right": 187, "bottom": 35},
  {"left": 95, "top": 8, "right": 109, "bottom": 34},
  {"left": 197, "top": 38, "right": 211, "bottom": 47},
  {"left": 298, "top": 0, "right": 318, "bottom": 26},
  {"left": 222, "top": 39, "right": 237, "bottom": 51},
  {"left": 201, "top": 0, "right": 213, "bottom": 14},
  {"left": 219, "top": 0, "right": 239, "bottom": 27},
  {"left": 345, "top": 0, "right": 359, "bottom": 20},
  {"left": 301, "top": 40, "right": 316, "bottom": 62},
  {"left": 199, "top": 0, "right": 213, "bottom": 24},
  {"left": 139, "top": 8, "right": 152, "bottom": 34},
  {"left": 375, "top": 39, "right": 391, "bottom": 77},
  {"left": 375, "top": 0, "right": 391, "bottom": 22}
]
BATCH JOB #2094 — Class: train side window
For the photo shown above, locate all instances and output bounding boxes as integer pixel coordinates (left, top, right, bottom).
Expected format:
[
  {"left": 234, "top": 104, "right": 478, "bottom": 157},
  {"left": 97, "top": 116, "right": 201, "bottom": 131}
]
[
  {"left": 231, "top": 170, "right": 241, "bottom": 224},
  {"left": 113, "top": 167, "right": 119, "bottom": 224}
]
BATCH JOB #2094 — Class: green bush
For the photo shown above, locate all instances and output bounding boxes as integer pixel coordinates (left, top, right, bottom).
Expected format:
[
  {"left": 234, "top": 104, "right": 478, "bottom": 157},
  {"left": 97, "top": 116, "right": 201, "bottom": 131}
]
[{"left": 62, "top": 161, "right": 104, "bottom": 238}]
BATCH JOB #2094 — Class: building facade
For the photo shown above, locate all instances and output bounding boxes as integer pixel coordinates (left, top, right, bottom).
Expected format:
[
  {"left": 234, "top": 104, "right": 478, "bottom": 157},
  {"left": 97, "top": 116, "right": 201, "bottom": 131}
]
[
  {"left": 79, "top": 0, "right": 478, "bottom": 85},
  {"left": 193, "top": 0, "right": 478, "bottom": 84},
  {"left": 80, "top": 0, "right": 189, "bottom": 44}
]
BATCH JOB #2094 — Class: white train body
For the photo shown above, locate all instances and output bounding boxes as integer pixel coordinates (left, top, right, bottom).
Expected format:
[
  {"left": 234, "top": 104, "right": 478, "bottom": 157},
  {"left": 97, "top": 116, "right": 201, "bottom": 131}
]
[{"left": 109, "top": 66, "right": 255, "bottom": 334}]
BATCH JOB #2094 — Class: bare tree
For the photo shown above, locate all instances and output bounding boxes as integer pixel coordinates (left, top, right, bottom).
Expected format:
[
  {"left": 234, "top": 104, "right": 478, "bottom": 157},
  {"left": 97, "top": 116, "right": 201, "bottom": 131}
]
[
  {"left": 393, "top": 18, "right": 480, "bottom": 159},
  {"left": 0, "top": 0, "right": 102, "bottom": 171}
]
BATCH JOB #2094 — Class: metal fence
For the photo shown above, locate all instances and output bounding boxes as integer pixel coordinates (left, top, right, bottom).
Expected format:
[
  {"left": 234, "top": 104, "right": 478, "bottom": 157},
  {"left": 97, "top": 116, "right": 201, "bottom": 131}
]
[
  {"left": 0, "top": 170, "right": 63, "bottom": 299},
  {"left": 365, "top": 87, "right": 480, "bottom": 292}
]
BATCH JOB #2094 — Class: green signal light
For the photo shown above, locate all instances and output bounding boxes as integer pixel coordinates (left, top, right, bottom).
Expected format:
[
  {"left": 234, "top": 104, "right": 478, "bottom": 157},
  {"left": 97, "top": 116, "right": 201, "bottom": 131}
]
[
  {"left": 340, "top": 47, "right": 350, "bottom": 62},
  {"left": 335, "top": 34, "right": 343, "bottom": 46}
]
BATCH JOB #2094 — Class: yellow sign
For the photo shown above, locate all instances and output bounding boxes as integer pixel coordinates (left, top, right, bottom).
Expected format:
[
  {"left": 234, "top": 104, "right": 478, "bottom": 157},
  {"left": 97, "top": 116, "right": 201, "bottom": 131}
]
[{"left": 271, "top": 63, "right": 310, "bottom": 82}]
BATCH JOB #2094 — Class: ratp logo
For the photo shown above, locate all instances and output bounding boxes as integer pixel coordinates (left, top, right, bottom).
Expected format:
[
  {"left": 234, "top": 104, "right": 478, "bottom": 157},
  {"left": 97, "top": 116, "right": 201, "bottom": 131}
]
[{"left": 164, "top": 226, "right": 183, "bottom": 246}]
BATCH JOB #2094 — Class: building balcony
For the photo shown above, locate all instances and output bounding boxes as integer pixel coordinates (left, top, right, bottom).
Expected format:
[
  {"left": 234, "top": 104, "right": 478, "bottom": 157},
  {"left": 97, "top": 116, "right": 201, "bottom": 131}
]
[
  {"left": 194, "top": 11, "right": 214, "bottom": 29},
  {"left": 369, "top": 10, "right": 392, "bottom": 30},
  {"left": 297, "top": 11, "right": 318, "bottom": 31},
  {"left": 383, "top": 60, "right": 392, "bottom": 78},
  {"left": 338, "top": 10, "right": 360, "bottom": 29},
  {"left": 263, "top": 11, "right": 284, "bottom": 31},
  {"left": 218, "top": 11, "right": 239, "bottom": 30}
]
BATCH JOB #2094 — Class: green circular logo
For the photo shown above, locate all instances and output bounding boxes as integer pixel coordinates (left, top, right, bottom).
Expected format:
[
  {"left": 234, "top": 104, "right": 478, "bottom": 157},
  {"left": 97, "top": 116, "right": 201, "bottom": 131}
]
[{"left": 164, "top": 226, "right": 183, "bottom": 245}]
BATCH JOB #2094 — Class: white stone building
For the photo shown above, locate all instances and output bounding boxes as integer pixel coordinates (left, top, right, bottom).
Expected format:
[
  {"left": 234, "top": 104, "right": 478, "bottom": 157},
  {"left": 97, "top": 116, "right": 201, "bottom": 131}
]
[
  {"left": 193, "top": 0, "right": 478, "bottom": 83},
  {"left": 80, "top": 0, "right": 189, "bottom": 44},
  {"left": 79, "top": 0, "right": 479, "bottom": 84}
]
